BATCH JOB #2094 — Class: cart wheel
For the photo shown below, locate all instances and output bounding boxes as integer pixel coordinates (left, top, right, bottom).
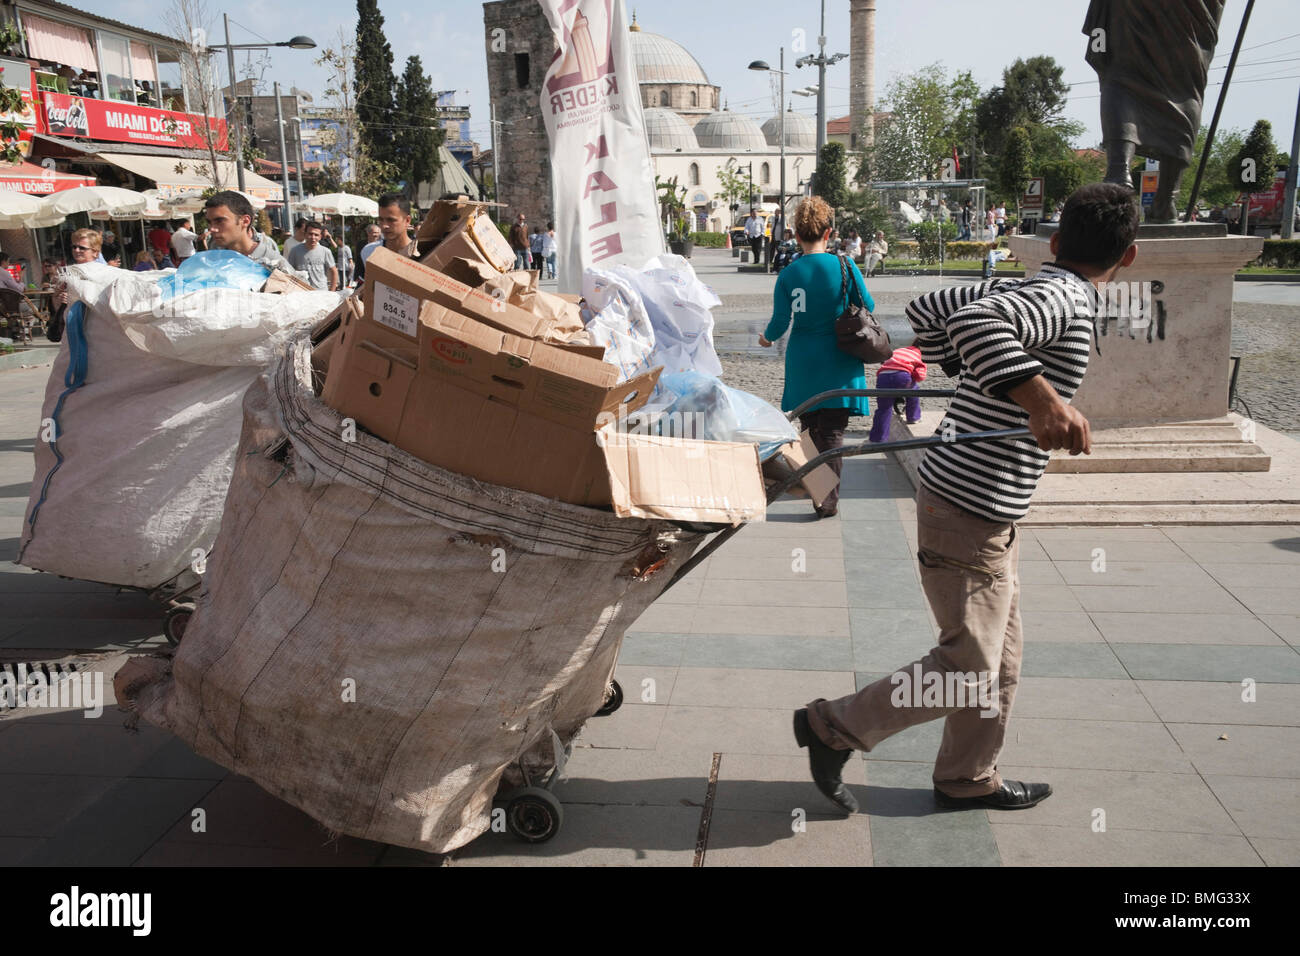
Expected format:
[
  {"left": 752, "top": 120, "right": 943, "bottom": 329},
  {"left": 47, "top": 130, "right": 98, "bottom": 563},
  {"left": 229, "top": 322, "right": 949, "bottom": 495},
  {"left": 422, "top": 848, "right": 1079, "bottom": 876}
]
[
  {"left": 595, "top": 679, "right": 623, "bottom": 716},
  {"left": 504, "top": 787, "right": 564, "bottom": 843},
  {"left": 163, "top": 604, "right": 194, "bottom": 646}
]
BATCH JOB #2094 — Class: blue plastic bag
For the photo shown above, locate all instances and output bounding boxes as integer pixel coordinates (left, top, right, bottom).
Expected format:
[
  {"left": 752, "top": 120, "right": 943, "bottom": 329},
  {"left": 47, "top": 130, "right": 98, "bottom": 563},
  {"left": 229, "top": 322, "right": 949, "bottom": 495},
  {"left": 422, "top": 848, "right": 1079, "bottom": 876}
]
[
  {"left": 650, "top": 371, "right": 797, "bottom": 460},
  {"left": 157, "top": 250, "right": 271, "bottom": 300}
]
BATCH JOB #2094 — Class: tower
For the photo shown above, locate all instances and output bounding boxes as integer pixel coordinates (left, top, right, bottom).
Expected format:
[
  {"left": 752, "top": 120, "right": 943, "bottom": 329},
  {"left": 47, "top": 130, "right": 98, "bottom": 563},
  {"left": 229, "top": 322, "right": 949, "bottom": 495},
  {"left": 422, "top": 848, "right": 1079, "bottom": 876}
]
[{"left": 849, "top": 0, "right": 876, "bottom": 150}]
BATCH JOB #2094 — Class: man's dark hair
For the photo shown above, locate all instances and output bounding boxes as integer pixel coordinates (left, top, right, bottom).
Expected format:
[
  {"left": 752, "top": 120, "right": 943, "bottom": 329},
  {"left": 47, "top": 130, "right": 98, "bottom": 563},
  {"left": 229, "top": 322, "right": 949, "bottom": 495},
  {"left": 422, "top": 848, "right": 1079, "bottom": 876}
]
[
  {"left": 1056, "top": 183, "right": 1140, "bottom": 268},
  {"left": 305, "top": 220, "right": 323, "bottom": 233},
  {"left": 377, "top": 193, "right": 410, "bottom": 215},
  {"left": 0, "top": 253, "right": 9, "bottom": 265},
  {"left": 294, "top": 217, "right": 309, "bottom": 229},
  {"left": 205, "top": 190, "right": 255, "bottom": 223}
]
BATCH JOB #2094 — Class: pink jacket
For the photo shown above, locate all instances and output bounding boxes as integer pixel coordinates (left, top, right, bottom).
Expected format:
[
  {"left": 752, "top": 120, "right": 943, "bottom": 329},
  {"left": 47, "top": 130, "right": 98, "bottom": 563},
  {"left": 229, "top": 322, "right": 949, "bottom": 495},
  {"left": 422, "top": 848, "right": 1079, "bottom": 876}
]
[{"left": 880, "top": 345, "right": 927, "bottom": 383}]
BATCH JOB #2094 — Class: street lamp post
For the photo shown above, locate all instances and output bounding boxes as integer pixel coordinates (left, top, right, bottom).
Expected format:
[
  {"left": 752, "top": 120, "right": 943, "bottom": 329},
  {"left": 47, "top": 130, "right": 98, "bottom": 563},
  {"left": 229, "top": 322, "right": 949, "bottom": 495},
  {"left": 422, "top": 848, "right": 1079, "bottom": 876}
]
[
  {"left": 291, "top": 116, "right": 306, "bottom": 207},
  {"left": 274, "top": 82, "right": 293, "bottom": 231},
  {"left": 205, "top": 23, "right": 315, "bottom": 193},
  {"left": 795, "top": 0, "right": 847, "bottom": 158},
  {"left": 750, "top": 51, "right": 788, "bottom": 268}
]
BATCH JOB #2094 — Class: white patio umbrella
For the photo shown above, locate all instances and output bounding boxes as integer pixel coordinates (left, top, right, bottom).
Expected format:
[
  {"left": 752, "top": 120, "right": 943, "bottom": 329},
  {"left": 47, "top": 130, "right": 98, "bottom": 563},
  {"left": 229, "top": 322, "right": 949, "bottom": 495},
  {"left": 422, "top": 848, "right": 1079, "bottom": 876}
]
[
  {"left": 41, "top": 185, "right": 148, "bottom": 218},
  {"left": 0, "top": 190, "right": 49, "bottom": 228},
  {"left": 302, "top": 191, "right": 379, "bottom": 246},
  {"left": 304, "top": 192, "right": 379, "bottom": 217}
]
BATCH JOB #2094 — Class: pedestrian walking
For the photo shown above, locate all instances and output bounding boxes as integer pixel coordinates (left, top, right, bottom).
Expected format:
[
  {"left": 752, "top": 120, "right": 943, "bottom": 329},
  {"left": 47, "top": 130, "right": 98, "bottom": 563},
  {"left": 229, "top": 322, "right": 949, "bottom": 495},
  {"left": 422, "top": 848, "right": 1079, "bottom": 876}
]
[
  {"left": 542, "top": 222, "right": 558, "bottom": 279},
  {"left": 509, "top": 212, "right": 532, "bottom": 271},
  {"left": 792, "top": 183, "right": 1140, "bottom": 815},
  {"left": 758, "top": 196, "right": 873, "bottom": 519},
  {"left": 985, "top": 208, "right": 997, "bottom": 241},
  {"left": 744, "top": 208, "right": 763, "bottom": 264},
  {"left": 995, "top": 202, "right": 1007, "bottom": 236},
  {"left": 529, "top": 226, "right": 545, "bottom": 276},
  {"left": 287, "top": 222, "right": 338, "bottom": 291},
  {"left": 170, "top": 220, "right": 198, "bottom": 264},
  {"left": 283, "top": 219, "right": 307, "bottom": 258},
  {"left": 868, "top": 345, "right": 927, "bottom": 443},
  {"left": 959, "top": 200, "right": 973, "bottom": 240}
]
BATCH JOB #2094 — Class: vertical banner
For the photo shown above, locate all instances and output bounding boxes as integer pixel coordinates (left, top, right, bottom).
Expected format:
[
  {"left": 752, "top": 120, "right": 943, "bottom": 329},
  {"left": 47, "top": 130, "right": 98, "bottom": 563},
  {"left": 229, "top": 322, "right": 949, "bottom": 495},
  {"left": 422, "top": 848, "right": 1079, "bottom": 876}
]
[{"left": 538, "top": 0, "right": 665, "bottom": 292}]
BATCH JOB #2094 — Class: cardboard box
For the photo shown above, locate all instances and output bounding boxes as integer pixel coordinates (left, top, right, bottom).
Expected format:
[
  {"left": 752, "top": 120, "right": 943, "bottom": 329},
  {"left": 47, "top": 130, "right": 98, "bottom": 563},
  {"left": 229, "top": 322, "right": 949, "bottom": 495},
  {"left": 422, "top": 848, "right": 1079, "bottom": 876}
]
[
  {"left": 365, "top": 246, "right": 555, "bottom": 343},
  {"left": 415, "top": 197, "right": 515, "bottom": 274},
  {"left": 438, "top": 257, "right": 585, "bottom": 344},
  {"left": 309, "top": 297, "right": 359, "bottom": 393},
  {"left": 263, "top": 268, "right": 314, "bottom": 294},
  {"left": 321, "top": 281, "right": 766, "bottom": 522},
  {"left": 762, "top": 431, "right": 839, "bottom": 508}
]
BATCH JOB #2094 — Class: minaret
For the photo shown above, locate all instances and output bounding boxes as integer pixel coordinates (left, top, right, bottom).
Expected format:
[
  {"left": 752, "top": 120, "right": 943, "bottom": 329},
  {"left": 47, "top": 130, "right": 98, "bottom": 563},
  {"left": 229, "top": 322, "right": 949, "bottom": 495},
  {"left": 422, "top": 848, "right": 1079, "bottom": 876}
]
[{"left": 849, "top": 0, "right": 876, "bottom": 149}]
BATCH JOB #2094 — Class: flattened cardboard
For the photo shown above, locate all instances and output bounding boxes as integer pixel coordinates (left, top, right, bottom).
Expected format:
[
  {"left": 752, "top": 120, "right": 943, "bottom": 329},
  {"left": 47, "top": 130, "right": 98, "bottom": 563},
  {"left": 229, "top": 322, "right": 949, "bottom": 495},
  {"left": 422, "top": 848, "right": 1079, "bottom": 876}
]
[
  {"left": 601, "top": 432, "right": 766, "bottom": 524},
  {"left": 438, "top": 257, "right": 585, "bottom": 345},
  {"left": 762, "top": 431, "right": 839, "bottom": 508}
]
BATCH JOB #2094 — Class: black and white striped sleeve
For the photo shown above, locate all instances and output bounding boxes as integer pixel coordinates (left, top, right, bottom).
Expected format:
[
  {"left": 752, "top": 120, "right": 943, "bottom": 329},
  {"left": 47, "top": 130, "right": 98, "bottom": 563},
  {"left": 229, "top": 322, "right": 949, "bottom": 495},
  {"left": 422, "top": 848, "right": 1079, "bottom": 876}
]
[
  {"left": 946, "top": 289, "right": 1073, "bottom": 397},
  {"left": 905, "top": 280, "right": 1008, "bottom": 375}
]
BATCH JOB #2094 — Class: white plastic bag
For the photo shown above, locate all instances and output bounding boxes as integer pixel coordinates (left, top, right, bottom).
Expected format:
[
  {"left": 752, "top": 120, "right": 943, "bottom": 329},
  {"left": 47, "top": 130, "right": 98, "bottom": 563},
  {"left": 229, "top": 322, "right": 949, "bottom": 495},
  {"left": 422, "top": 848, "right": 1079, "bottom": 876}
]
[
  {"left": 580, "top": 267, "right": 655, "bottom": 381},
  {"left": 613, "top": 254, "right": 723, "bottom": 377},
  {"left": 652, "top": 371, "right": 797, "bottom": 459}
]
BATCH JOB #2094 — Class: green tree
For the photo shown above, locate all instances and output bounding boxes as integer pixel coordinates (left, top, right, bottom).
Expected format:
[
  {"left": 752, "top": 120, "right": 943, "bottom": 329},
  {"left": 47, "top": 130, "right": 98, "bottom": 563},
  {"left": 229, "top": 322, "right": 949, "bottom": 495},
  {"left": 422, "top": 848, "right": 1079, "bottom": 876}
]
[
  {"left": 1230, "top": 120, "right": 1277, "bottom": 233},
  {"left": 355, "top": 0, "right": 396, "bottom": 168},
  {"left": 841, "top": 187, "right": 893, "bottom": 241},
  {"left": 1040, "top": 158, "right": 1084, "bottom": 209},
  {"left": 977, "top": 57, "right": 1081, "bottom": 194},
  {"left": 0, "top": 20, "right": 27, "bottom": 163},
  {"left": 998, "top": 127, "right": 1033, "bottom": 204},
  {"left": 1188, "top": 126, "right": 1245, "bottom": 208},
  {"left": 857, "top": 64, "right": 979, "bottom": 184},
  {"left": 811, "top": 142, "right": 849, "bottom": 211},
  {"left": 393, "top": 55, "right": 443, "bottom": 200},
  {"left": 715, "top": 163, "right": 752, "bottom": 224}
]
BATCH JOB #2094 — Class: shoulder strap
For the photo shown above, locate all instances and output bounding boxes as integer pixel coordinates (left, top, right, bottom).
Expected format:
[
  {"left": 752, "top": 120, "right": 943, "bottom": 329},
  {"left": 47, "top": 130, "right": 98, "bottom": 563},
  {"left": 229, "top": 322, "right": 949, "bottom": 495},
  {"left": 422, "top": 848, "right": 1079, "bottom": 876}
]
[{"left": 838, "top": 254, "right": 851, "bottom": 311}]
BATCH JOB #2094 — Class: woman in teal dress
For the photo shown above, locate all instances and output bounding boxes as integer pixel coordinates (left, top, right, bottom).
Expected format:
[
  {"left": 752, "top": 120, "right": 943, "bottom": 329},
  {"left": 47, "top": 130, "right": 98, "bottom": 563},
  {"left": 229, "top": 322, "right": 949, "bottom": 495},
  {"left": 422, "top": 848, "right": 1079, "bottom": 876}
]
[{"left": 759, "top": 196, "right": 873, "bottom": 518}]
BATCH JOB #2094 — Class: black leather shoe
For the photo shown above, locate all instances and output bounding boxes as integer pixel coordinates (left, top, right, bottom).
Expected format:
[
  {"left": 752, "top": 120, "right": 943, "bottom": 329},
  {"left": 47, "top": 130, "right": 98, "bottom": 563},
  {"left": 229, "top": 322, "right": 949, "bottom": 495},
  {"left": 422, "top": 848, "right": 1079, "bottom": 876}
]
[
  {"left": 793, "top": 708, "right": 859, "bottom": 813},
  {"left": 933, "top": 779, "right": 1052, "bottom": 811}
]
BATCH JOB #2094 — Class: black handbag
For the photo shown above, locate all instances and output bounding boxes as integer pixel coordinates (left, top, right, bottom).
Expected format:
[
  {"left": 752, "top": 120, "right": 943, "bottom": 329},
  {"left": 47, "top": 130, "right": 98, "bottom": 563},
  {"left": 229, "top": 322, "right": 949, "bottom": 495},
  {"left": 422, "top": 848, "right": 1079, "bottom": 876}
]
[{"left": 834, "top": 253, "right": 892, "bottom": 363}]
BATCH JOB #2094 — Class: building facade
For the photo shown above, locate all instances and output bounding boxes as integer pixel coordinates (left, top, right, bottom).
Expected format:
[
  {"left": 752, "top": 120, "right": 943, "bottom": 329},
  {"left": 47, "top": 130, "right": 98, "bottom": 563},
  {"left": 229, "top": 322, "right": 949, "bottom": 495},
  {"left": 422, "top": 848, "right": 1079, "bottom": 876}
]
[{"left": 483, "top": 2, "right": 816, "bottom": 232}]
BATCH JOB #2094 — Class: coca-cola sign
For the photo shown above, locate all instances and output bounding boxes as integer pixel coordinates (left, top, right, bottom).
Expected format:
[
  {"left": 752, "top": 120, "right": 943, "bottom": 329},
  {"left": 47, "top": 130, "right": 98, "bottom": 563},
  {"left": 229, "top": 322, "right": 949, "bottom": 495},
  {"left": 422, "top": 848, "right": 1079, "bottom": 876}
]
[
  {"left": 45, "top": 96, "right": 89, "bottom": 136},
  {"left": 39, "top": 92, "right": 228, "bottom": 151}
]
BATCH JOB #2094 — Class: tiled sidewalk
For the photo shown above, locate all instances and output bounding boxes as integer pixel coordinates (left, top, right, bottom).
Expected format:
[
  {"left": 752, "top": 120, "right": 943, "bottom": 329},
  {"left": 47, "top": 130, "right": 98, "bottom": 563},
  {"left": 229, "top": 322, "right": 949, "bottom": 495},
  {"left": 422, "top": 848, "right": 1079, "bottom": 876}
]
[{"left": 1, "top": 362, "right": 1297, "bottom": 866}]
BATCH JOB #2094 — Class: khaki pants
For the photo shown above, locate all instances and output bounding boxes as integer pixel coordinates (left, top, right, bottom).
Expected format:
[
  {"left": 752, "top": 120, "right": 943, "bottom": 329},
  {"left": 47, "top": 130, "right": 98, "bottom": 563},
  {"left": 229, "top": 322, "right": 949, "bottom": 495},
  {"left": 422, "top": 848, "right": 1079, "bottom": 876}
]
[{"left": 807, "top": 484, "right": 1023, "bottom": 797}]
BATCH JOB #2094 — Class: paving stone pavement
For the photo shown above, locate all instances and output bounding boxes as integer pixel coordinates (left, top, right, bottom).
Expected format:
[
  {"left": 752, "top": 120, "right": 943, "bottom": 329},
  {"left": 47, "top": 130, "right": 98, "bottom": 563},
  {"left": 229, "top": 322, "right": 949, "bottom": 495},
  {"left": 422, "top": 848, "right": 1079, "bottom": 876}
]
[{"left": 1, "top": 360, "right": 1297, "bottom": 867}]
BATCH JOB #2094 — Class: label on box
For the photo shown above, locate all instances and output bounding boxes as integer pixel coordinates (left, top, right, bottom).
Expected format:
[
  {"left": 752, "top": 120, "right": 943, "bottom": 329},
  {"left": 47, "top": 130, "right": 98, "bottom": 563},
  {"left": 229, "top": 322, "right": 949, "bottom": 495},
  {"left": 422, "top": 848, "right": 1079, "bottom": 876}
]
[{"left": 375, "top": 282, "right": 419, "bottom": 338}]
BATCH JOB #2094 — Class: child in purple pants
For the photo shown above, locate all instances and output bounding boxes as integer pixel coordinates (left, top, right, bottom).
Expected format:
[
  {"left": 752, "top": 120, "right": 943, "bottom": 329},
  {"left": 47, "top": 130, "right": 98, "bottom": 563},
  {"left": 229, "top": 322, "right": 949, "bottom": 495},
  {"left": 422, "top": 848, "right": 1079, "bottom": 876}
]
[{"left": 869, "top": 345, "right": 927, "bottom": 443}]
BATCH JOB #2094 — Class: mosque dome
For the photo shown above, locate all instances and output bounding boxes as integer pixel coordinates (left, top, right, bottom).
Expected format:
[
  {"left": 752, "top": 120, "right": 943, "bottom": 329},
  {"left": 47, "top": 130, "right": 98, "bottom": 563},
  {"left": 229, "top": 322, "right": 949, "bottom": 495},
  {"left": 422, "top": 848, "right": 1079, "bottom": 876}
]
[
  {"left": 643, "top": 107, "right": 699, "bottom": 150},
  {"left": 761, "top": 109, "right": 817, "bottom": 150},
  {"left": 630, "top": 29, "right": 711, "bottom": 86},
  {"left": 693, "top": 109, "right": 768, "bottom": 151}
]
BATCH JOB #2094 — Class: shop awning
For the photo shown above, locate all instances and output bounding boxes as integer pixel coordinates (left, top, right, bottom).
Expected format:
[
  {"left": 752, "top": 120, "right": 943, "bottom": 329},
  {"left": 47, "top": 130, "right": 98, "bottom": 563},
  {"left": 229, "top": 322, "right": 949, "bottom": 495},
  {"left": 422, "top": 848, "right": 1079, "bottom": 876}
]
[
  {"left": 94, "top": 152, "right": 285, "bottom": 203},
  {"left": 0, "top": 162, "right": 97, "bottom": 195}
]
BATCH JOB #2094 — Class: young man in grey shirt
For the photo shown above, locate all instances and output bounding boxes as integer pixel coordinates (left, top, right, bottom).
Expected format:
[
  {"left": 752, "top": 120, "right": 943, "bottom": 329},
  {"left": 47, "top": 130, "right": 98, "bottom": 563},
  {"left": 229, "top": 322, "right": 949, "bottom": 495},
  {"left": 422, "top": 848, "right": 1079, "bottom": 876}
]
[{"left": 287, "top": 222, "right": 338, "bottom": 291}]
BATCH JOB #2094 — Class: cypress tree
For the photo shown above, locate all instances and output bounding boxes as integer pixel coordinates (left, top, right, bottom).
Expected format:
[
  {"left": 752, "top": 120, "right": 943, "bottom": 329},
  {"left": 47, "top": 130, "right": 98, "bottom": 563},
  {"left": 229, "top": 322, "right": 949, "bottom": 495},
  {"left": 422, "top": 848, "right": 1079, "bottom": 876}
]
[
  {"left": 394, "top": 56, "right": 444, "bottom": 199},
  {"left": 355, "top": 0, "right": 396, "bottom": 168}
]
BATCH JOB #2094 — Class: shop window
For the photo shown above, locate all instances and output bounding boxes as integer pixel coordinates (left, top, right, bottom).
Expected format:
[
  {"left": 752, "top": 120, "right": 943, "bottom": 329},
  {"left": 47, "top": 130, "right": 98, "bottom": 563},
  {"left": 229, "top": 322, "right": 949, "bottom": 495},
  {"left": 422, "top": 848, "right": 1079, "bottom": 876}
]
[
  {"left": 100, "top": 32, "right": 134, "bottom": 103},
  {"left": 157, "top": 48, "right": 187, "bottom": 112}
]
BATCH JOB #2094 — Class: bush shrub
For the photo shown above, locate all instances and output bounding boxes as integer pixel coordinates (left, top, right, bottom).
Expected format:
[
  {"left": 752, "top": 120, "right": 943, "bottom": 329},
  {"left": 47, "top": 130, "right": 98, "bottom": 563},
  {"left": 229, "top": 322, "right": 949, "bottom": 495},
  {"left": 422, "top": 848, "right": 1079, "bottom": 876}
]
[
  {"left": 891, "top": 240, "right": 994, "bottom": 262},
  {"left": 690, "top": 231, "right": 728, "bottom": 248},
  {"left": 1257, "top": 239, "right": 1300, "bottom": 270}
]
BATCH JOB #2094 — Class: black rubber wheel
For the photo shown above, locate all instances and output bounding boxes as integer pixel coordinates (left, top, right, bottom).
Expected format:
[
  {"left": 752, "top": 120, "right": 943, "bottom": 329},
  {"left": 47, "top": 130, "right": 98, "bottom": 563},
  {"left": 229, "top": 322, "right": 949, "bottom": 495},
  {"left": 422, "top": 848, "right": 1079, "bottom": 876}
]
[
  {"left": 163, "top": 604, "right": 194, "bottom": 646},
  {"left": 505, "top": 787, "right": 563, "bottom": 843},
  {"left": 595, "top": 678, "right": 623, "bottom": 716}
]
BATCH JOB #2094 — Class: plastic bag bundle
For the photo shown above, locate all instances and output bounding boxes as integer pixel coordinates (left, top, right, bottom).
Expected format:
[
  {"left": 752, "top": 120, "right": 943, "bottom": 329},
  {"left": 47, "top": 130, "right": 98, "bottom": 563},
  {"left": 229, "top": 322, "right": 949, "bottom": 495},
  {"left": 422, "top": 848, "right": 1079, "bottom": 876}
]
[
  {"left": 18, "top": 262, "right": 339, "bottom": 589},
  {"left": 648, "top": 370, "right": 797, "bottom": 460},
  {"left": 612, "top": 254, "right": 723, "bottom": 378},
  {"left": 156, "top": 249, "right": 271, "bottom": 300}
]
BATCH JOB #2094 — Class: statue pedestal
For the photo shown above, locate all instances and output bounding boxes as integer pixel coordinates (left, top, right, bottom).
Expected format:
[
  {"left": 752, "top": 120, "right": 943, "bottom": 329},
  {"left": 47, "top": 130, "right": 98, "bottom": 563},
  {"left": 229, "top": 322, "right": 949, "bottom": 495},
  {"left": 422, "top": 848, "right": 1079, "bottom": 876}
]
[{"left": 1007, "top": 224, "right": 1267, "bottom": 474}]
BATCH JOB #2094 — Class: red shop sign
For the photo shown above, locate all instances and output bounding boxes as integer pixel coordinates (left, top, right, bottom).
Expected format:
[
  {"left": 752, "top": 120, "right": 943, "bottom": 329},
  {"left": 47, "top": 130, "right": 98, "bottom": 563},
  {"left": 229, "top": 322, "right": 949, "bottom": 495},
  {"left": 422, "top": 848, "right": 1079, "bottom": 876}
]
[{"left": 40, "top": 92, "right": 229, "bottom": 151}]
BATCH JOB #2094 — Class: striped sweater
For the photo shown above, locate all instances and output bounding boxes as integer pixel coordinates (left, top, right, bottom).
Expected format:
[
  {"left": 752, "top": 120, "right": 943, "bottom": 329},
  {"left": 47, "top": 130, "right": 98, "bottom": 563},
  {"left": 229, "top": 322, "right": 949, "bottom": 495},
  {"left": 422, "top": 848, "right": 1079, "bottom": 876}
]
[{"left": 906, "top": 263, "right": 1098, "bottom": 522}]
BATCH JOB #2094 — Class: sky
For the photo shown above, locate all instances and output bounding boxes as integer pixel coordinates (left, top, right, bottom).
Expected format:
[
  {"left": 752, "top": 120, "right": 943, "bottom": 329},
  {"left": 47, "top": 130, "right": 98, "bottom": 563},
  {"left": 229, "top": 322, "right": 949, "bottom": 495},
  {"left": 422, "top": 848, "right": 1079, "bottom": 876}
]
[{"left": 71, "top": 0, "right": 1300, "bottom": 154}]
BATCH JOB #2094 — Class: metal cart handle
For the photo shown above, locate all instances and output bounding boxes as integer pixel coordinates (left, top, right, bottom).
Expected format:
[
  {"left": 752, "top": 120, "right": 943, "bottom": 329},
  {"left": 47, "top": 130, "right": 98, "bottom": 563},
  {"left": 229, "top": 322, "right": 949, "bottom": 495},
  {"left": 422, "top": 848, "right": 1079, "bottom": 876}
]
[
  {"left": 785, "top": 387, "right": 956, "bottom": 421},
  {"left": 661, "top": 425, "right": 1033, "bottom": 593}
]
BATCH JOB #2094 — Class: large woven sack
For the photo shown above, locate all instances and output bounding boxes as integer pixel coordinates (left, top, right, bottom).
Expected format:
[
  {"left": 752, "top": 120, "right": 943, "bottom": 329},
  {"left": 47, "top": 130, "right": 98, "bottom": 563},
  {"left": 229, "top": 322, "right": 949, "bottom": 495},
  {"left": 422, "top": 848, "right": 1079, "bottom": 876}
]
[
  {"left": 18, "top": 263, "right": 339, "bottom": 589},
  {"left": 117, "top": 337, "right": 705, "bottom": 854}
]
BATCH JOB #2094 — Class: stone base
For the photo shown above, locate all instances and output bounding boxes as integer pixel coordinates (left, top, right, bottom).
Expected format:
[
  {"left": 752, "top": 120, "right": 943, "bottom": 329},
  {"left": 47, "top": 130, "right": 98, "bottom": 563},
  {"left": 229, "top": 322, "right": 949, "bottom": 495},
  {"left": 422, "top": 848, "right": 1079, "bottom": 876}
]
[{"left": 891, "top": 410, "right": 1300, "bottom": 526}]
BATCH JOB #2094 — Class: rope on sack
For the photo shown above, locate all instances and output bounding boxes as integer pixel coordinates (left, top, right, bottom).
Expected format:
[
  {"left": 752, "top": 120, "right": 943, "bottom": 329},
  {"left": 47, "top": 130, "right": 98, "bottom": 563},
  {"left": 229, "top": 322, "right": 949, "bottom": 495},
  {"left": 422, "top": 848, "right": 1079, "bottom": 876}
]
[{"left": 23, "top": 301, "right": 89, "bottom": 539}]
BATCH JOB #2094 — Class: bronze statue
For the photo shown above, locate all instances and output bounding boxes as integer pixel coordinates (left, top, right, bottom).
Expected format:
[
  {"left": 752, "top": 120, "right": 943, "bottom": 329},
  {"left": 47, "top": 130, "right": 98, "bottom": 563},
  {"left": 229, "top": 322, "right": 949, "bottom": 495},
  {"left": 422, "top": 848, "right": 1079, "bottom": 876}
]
[{"left": 1084, "top": 0, "right": 1225, "bottom": 223}]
